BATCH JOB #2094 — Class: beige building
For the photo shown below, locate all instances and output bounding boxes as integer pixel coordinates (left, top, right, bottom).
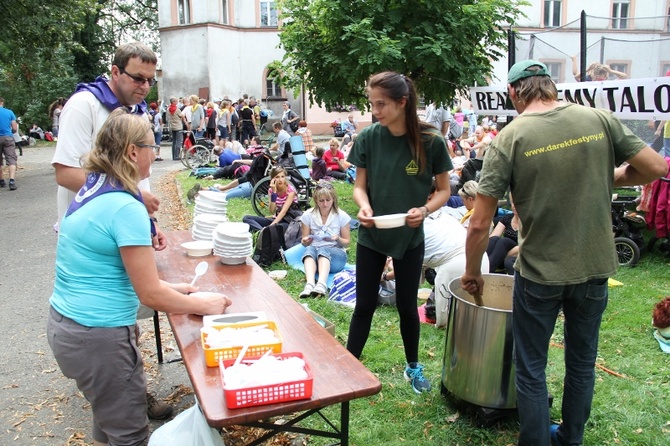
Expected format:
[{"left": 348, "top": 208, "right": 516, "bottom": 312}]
[{"left": 156, "top": 0, "right": 371, "bottom": 135}]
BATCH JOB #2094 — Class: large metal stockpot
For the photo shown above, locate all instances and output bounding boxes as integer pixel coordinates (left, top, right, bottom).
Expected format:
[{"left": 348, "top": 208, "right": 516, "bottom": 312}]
[{"left": 442, "top": 274, "right": 516, "bottom": 409}]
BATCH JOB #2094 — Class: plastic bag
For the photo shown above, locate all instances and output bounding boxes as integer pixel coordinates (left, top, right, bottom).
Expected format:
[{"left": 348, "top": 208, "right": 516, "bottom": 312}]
[
  {"left": 328, "top": 269, "right": 357, "bottom": 308},
  {"left": 148, "top": 401, "right": 225, "bottom": 446}
]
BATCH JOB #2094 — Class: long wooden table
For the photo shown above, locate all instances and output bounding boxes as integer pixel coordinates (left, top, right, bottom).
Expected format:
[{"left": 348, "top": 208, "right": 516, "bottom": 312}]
[{"left": 156, "top": 231, "right": 381, "bottom": 445}]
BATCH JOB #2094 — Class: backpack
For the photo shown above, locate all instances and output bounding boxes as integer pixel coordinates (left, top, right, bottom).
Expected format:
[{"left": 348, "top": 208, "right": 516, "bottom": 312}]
[
  {"left": 288, "top": 110, "right": 299, "bottom": 132},
  {"left": 283, "top": 219, "right": 302, "bottom": 249},
  {"left": 230, "top": 109, "right": 240, "bottom": 127},
  {"left": 248, "top": 152, "right": 273, "bottom": 186},
  {"left": 252, "top": 225, "right": 285, "bottom": 267}
]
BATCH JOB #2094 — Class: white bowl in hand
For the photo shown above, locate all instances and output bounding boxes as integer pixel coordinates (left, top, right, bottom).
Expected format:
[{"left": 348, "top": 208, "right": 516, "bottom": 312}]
[
  {"left": 371, "top": 213, "right": 408, "bottom": 229},
  {"left": 181, "top": 240, "right": 214, "bottom": 257}
]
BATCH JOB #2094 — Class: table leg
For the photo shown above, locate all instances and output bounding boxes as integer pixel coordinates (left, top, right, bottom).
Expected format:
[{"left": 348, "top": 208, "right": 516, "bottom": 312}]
[{"left": 341, "top": 401, "right": 350, "bottom": 446}]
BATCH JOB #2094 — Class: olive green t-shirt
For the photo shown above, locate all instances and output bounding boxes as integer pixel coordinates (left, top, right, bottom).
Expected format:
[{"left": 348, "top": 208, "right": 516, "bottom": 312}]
[
  {"left": 348, "top": 123, "right": 452, "bottom": 258},
  {"left": 478, "top": 103, "right": 645, "bottom": 285}
]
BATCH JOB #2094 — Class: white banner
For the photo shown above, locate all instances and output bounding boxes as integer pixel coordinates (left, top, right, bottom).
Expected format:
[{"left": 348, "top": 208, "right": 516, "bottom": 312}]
[{"left": 470, "top": 77, "right": 670, "bottom": 120}]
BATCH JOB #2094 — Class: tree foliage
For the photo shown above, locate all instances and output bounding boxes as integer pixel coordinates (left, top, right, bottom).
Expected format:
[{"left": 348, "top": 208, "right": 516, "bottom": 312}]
[
  {"left": 0, "top": 0, "right": 159, "bottom": 131},
  {"left": 273, "top": 0, "right": 527, "bottom": 111}
]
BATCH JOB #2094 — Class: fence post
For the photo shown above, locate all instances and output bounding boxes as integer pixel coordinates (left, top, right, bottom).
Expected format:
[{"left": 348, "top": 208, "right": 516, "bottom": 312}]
[
  {"left": 507, "top": 26, "right": 515, "bottom": 70},
  {"left": 580, "top": 10, "right": 587, "bottom": 81}
]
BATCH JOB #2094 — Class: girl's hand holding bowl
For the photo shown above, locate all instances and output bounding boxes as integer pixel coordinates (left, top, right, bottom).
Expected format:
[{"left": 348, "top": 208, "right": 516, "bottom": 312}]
[{"left": 357, "top": 207, "right": 375, "bottom": 228}]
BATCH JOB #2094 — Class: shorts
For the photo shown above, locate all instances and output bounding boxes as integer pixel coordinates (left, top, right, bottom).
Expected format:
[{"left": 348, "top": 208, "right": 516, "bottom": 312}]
[
  {"left": 47, "top": 306, "right": 149, "bottom": 445},
  {"left": 1, "top": 136, "right": 17, "bottom": 166}
]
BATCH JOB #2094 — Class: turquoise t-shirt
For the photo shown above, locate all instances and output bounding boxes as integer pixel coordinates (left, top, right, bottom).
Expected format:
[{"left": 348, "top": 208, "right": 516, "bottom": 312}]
[
  {"left": 50, "top": 191, "right": 152, "bottom": 327},
  {"left": 348, "top": 123, "right": 452, "bottom": 258}
]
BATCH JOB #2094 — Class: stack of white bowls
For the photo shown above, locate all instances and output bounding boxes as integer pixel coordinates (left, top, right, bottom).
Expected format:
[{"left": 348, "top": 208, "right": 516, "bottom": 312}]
[
  {"left": 213, "top": 222, "right": 253, "bottom": 265},
  {"left": 194, "top": 190, "right": 228, "bottom": 217},
  {"left": 192, "top": 213, "right": 228, "bottom": 242}
]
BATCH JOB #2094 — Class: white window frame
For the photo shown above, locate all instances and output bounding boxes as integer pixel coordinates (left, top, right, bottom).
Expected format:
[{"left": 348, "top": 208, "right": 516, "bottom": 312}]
[
  {"left": 260, "top": 1, "right": 278, "bottom": 27},
  {"left": 612, "top": 0, "right": 630, "bottom": 29},
  {"left": 607, "top": 62, "right": 630, "bottom": 79},
  {"left": 543, "top": 0, "right": 562, "bottom": 28},
  {"left": 178, "top": 0, "right": 191, "bottom": 25},
  {"left": 542, "top": 61, "right": 564, "bottom": 84},
  {"left": 266, "top": 78, "right": 282, "bottom": 98}
]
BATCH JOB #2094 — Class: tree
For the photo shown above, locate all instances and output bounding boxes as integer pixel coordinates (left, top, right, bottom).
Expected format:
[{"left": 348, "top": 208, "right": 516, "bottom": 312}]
[
  {"left": 0, "top": 0, "right": 159, "bottom": 129},
  {"left": 273, "top": 0, "right": 527, "bottom": 111}
]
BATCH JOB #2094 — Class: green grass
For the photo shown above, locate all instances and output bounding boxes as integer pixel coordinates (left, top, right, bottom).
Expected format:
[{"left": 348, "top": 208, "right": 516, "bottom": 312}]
[{"left": 179, "top": 173, "right": 670, "bottom": 445}]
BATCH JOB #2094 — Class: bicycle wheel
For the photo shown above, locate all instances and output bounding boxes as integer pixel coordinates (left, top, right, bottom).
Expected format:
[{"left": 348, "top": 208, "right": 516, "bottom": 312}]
[
  {"left": 182, "top": 145, "right": 211, "bottom": 169},
  {"left": 251, "top": 177, "right": 272, "bottom": 217},
  {"left": 614, "top": 236, "right": 640, "bottom": 267}
]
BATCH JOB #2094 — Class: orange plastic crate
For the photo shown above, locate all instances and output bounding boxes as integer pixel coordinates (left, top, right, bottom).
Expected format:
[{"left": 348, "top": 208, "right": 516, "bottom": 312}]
[
  {"left": 201, "top": 321, "right": 282, "bottom": 367},
  {"left": 219, "top": 352, "right": 313, "bottom": 409}
]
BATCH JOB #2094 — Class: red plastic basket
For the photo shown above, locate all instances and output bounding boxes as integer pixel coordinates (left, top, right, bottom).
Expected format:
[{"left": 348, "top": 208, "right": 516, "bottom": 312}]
[{"left": 219, "top": 352, "right": 313, "bottom": 409}]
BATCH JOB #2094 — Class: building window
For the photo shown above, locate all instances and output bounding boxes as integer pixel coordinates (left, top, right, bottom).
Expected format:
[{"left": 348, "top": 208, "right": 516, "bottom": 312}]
[
  {"left": 608, "top": 63, "right": 628, "bottom": 79},
  {"left": 178, "top": 0, "right": 190, "bottom": 25},
  {"left": 543, "top": 1, "right": 562, "bottom": 27},
  {"left": 222, "top": 0, "right": 228, "bottom": 25},
  {"left": 260, "top": 1, "right": 278, "bottom": 27},
  {"left": 266, "top": 77, "right": 282, "bottom": 98},
  {"left": 543, "top": 61, "right": 562, "bottom": 83},
  {"left": 612, "top": 0, "right": 630, "bottom": 29}
]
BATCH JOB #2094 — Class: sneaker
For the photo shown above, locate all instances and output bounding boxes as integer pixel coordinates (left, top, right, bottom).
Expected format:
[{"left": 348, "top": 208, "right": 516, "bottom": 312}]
[
  {"left": 146, "top": 392, "right": 173, "bottom": 420},
  {"left": 311, "top": 282, "right": 328, "bottom": 297},
  {"left": 0, "top": 179, "right": 5, "bottom": 188},
  {"left": 550, "top": 424, "right": 561, "bottom": 446},
  {"left": 8, "top": 180, "right": 16, "bottom": 191},
  {"left": 299, "top": 283, "right": 314, "bottom": 298},
  {"left": 404, "top": 363, "right": 431, "bottom": 394}
]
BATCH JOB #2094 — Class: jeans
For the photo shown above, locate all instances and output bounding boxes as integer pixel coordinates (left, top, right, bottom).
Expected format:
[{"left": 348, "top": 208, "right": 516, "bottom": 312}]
[
  {"left": 513, "top": 272, "right": 608, "bottom": 446},
  {"left": 302, "top": 246, "right": 347, "bottom": 273},
  {"left": 663, "top": 137, "right": 670, "bottom": 157},
  {"left": 242, "top": 215, "right": 288, "bottom": 232},
  {"left": 171, "top": 130, "right": 183, "bottom": 160},
  {"left": 224, "top": 182, "right": 252, "bottom": 200}
]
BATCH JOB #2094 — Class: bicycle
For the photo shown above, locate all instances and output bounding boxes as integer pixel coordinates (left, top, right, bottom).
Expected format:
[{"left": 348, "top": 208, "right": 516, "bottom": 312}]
[
  {"left": 180, "top": 131, "right": 217, "bottom": 169},
  {"left": 250, "top": 147, "right": 315, "bottom": 217}
]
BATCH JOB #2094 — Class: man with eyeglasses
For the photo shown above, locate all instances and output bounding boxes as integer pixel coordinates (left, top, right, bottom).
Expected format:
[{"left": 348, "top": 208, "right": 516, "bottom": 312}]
[
  {"left": 52, "top": 42, "right": 161, "bottom": 239},
  {"left": 51, "top": 42, "right": 175, "bottom": 421}
]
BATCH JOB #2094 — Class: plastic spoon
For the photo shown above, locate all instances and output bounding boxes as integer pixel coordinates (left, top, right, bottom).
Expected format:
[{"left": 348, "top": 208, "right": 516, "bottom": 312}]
[{"left": 190, "top": 261, "right": 208, "bottom": 287}]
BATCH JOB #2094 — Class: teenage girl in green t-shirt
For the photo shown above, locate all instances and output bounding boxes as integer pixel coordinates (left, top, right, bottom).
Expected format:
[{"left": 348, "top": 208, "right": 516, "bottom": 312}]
[{"left": 345, "top": 71, "right": 452, "bottom": 394}]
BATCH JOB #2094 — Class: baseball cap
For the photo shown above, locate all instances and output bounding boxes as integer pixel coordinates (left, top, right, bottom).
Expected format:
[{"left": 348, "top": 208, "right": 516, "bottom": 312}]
[{"left": 508, "top": 60, "right": 550, "bottom": 84}]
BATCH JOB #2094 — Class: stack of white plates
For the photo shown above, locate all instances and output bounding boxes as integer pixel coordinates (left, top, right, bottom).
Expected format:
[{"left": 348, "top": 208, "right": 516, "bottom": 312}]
[
  {"left": 194, "top": 190, "right": 228, "bottom": 217},
  {"left": 192, "top": 213, "right": 228, "bottom": 242},
  {"left": 213, "top": 222, "right": 253, "bottom": 265}
]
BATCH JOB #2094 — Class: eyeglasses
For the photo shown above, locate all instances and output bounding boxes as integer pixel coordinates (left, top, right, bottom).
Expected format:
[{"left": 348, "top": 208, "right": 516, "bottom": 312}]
[
  {"left": 137, "top": 143, "right": 160, "bottom": 154},
  {"left": 119, "top": 67, "right": 157, "bottom": 87}
]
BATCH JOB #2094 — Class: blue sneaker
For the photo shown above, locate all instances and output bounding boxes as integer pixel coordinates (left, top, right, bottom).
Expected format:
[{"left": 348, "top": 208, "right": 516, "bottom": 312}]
[
  {"left": 404, "top": 363, "right": 431, "bottom": 394},
  {"left": 550, "top": 424, "right": 561, "bottom": 446}
]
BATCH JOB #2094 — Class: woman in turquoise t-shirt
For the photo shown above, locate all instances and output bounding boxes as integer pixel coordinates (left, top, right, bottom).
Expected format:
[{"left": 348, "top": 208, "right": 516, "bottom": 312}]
[
  {"left": 345, "top": 71, "right": 452, "bottom": 394},
  {"left": 47, "top": 109, "right": 232, "bottom": 446}
]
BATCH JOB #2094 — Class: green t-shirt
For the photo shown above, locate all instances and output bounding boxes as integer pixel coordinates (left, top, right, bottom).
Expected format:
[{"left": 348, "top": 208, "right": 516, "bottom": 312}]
[
  {"left": 348, "top": 123, "right": 452, "bottom": 258},
  {"left": 478, "top": 103, "right": 645, "bottom": 285}
]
